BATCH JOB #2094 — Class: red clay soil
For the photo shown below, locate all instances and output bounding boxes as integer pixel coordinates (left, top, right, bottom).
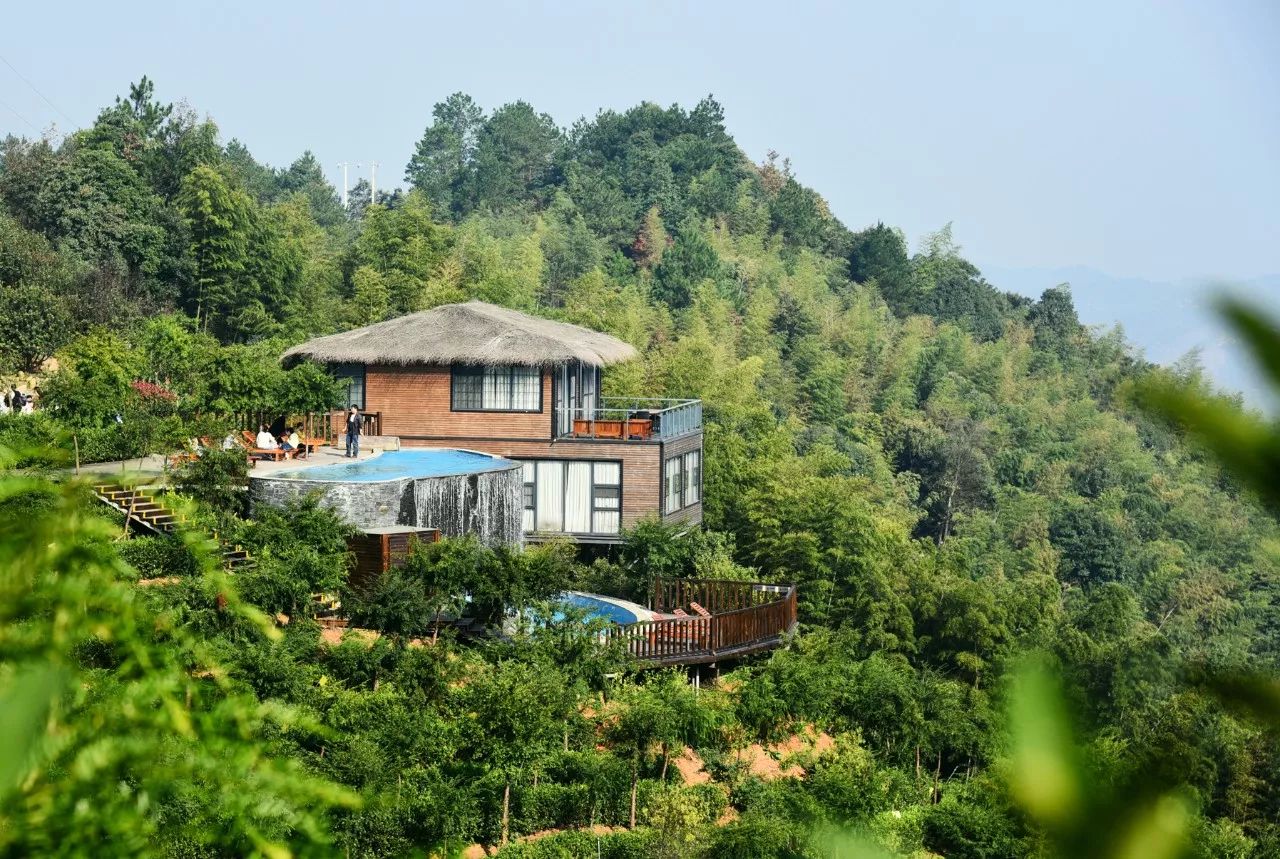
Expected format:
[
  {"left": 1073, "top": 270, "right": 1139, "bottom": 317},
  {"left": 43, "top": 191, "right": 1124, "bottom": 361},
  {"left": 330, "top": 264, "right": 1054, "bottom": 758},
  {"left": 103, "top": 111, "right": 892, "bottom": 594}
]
[
  {"left": 674, "top": 747, "right": 712, "bottom": 785},
  {"left": 732, "top": 726, "right": 837, "bottom": 782}
]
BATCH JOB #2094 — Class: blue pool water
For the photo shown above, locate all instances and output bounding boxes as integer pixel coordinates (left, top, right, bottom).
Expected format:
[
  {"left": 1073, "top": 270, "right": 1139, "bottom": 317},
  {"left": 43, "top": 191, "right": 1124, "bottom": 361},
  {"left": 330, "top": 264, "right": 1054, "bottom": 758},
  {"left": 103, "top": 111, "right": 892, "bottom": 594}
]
[
  {"left": 274, "top": 449, "right": 514, "bottom": 482},
  {"left": 557, "top": 592, "right": 643, "bottom": 625}
]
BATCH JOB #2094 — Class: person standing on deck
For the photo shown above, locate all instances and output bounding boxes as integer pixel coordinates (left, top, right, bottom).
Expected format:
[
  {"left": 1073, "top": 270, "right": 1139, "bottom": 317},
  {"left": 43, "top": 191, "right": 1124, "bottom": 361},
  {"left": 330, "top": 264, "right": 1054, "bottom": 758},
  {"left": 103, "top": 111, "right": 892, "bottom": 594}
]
[{"left": 345, "top": 405, "right": 362, "bottom": 457}]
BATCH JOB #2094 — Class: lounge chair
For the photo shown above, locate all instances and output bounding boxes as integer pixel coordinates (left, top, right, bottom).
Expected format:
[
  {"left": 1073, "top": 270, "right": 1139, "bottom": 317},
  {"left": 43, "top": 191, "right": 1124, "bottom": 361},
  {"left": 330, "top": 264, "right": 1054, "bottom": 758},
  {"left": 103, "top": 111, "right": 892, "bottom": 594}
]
[
  {"left": 167, "top": 437, "right": 216, "bottom": 469},
  {"left": 689, "top": 602, "right": 712, "bottom": 619},
  {"left": 239, "top": 430, "right": 291, "bottom": 462}
]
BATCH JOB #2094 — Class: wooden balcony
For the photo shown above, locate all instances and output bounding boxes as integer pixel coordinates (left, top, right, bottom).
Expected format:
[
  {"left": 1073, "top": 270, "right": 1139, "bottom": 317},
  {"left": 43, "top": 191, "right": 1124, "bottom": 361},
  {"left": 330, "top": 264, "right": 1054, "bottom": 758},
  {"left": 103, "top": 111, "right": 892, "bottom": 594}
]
[
  {"left": 607, "top": 578, "right": 798, "bottom": 667},
  {"left": 560, "top": 398, "right": 702, "bottom": 442}
]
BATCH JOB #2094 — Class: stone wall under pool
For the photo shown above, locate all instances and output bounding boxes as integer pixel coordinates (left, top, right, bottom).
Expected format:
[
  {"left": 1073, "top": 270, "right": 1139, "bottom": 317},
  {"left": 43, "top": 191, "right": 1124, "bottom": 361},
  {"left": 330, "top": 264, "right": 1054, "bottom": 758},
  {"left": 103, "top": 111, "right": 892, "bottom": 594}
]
[{"left": 249, "top": 463, "right": 524, "bottom": 547}]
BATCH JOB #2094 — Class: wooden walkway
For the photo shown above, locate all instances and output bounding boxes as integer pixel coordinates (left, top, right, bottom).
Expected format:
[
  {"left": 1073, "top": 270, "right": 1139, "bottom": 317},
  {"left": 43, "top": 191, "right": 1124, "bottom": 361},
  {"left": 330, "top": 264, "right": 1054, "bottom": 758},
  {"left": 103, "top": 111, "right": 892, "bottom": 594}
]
[
  {"left": 93, "top": 484, "right": 253, "bottom": 571},
  {"left": 610, "top": 578, "right": 798, "bottom": 667}
]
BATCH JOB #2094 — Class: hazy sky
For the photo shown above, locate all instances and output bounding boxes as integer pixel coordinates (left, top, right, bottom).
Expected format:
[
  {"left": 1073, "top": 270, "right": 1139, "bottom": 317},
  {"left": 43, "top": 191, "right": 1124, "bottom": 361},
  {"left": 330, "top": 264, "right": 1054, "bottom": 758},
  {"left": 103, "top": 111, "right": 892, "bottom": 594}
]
[{"left": 2, "top": 0, "right": 1277, "bottom": 281}]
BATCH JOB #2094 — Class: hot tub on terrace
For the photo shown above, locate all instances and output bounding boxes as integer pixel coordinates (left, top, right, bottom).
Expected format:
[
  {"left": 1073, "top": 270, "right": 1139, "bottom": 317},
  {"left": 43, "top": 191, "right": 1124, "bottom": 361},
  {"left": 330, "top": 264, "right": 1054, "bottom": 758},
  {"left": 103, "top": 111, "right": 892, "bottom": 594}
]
[{"left": 249, "top": 448, "right": 524, "bottom": 546}]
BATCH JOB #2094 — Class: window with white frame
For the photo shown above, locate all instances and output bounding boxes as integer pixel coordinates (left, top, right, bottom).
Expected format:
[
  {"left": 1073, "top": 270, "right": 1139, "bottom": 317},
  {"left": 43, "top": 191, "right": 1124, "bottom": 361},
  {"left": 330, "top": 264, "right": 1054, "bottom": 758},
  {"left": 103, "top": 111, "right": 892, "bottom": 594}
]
[
  {"left": 520, "top": 459, "right": 621, "bottom": 535},
  {"left": 451, "top": 365, "right": 541, "bottom": 411},
  {"left": 664, "top": 450, "right": 702, "bottom": 514}
]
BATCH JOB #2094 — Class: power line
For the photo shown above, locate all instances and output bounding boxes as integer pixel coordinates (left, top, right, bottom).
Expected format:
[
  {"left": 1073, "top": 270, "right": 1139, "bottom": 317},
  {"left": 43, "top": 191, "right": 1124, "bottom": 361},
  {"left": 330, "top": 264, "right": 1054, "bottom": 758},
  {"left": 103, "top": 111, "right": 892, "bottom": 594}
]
[
  {"left": 0, "top": 97, "right": 39, "bottom": 133},
  {"left": 0, "top": 52, "right": 76, "bottom": 127}
]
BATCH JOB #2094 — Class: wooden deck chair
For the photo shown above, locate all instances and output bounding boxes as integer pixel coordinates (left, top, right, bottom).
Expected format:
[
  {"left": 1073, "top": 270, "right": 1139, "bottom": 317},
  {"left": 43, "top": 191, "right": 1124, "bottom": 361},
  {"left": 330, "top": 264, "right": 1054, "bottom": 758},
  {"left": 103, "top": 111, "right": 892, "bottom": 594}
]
[
  {"left": 239, "top": 430, "right": 289, "bottom": 461},
  {"left": 689, "top": 601, "right": 712, "bottom": 619},
  {"left": 673, "top": 607, "right": 690, "bottom": 618}
]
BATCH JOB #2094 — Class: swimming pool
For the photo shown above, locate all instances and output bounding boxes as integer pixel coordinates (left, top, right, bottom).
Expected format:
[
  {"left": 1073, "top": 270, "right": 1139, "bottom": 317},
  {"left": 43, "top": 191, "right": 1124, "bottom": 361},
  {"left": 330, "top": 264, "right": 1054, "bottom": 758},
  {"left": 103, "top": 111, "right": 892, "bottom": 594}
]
[
  {"left": 273, "top": 449, "right": 515, "bottom": 482},
  {"left": 557, "top": 591, "right": 650, "bottom": 625},
  {"left": 250, "top": 448, "right": 525, "bottom": 544}
]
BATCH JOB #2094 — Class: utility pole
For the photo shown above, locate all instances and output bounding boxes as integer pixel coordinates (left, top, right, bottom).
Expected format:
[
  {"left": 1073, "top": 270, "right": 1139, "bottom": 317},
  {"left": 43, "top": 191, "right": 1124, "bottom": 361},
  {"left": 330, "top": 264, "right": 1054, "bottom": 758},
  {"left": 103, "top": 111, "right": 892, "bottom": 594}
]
[
  {"left": 336, "top": 161, "right": 360, "bottom": 209},
  {"left": 370, "top": 161, "right": 379, "bottom": 206}
]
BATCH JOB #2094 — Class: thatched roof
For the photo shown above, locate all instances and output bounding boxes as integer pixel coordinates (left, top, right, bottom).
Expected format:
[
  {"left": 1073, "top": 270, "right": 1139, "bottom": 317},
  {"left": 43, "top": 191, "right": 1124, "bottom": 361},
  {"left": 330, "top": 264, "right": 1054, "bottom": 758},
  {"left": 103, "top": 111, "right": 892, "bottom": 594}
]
[{"left": 281, "top": 301, "right": 639, "bottom": 368}]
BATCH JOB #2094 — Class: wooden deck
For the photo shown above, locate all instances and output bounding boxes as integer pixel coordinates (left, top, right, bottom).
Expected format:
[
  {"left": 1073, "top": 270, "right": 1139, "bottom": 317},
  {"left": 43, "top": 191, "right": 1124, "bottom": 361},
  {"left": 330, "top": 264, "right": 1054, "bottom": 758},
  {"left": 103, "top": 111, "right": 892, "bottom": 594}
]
[{"left": 609, "top": 578, "right": 798, "bottom": 667}]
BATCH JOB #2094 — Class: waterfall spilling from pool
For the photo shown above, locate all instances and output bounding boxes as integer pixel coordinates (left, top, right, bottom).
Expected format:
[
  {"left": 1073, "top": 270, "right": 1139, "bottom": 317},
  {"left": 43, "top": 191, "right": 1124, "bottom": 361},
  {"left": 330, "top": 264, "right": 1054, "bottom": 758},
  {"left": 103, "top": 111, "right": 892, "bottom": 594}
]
[
  {"left": 249, "top": 448, "right": 524, "bottom": 546},
  {"left": 411, "top": 468, "right": 523, "bottom": 546}
]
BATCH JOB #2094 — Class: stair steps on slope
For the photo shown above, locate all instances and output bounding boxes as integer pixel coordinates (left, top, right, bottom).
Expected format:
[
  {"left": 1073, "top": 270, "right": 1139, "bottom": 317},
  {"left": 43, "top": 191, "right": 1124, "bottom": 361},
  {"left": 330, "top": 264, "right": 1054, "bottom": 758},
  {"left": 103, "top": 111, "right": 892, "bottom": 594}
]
[{"left": 93, "top": 483, "right": 253, "bottom": 572}]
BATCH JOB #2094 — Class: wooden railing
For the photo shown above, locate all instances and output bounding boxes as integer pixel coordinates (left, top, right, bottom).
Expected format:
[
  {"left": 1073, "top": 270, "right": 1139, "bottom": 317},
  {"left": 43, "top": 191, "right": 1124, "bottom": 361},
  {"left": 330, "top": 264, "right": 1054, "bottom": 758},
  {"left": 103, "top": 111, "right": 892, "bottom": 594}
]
[
  {"left": 323, "top": 410, "right": 383, "bottom": 441},
  {"left": 606, "top": 578, "right": 797, "bottom": 666}
]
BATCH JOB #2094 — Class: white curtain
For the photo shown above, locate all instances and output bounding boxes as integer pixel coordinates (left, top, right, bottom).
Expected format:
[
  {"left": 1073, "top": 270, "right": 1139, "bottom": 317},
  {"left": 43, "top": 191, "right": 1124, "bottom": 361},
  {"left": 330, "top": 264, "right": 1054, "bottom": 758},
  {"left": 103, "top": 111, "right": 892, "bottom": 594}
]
[
  {"left": 511, "top": 366, "right": 540, "bottom": 410},
  {"left": 536, "top": 461, "right": 563, "bottom": 531},
  {"left": 566, "top": 462, "right": 592, "bottom": 533},
  {"left": 595, "top": 462, "right": 620, "bottom": 487},
  {"left": 483, "top": 367, "right": 510, "bottom": 410}
]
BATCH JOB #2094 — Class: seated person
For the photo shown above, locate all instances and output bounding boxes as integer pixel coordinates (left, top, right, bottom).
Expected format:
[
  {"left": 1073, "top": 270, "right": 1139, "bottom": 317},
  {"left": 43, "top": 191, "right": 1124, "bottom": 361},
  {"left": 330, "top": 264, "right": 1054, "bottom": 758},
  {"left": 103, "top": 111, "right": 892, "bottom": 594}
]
[
  {"left": 222, "top": 434, "right": 239, "bottom": 450},
  {"left": 280, "top": 426, "right": 297, "bottom": 451},
  {"left": 286, "top": 427, "right": 303, "bottom": 451},
  {"left": 255, "top": 425, "right": 279, "bottom": 449}
]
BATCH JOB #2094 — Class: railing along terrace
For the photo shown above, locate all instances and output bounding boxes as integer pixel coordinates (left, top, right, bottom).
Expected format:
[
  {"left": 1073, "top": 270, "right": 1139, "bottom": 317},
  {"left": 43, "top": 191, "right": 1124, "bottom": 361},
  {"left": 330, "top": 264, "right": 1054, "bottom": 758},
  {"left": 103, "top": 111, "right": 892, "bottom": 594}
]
[
  {"left": 563, "top": 397, "right": 702, "bottom": 441},
  {"left": 605, "top": 578, "right": 798, "bottom": 666},
  {"left": 324, "top": 410, "right": 382, "bottom": 440}
]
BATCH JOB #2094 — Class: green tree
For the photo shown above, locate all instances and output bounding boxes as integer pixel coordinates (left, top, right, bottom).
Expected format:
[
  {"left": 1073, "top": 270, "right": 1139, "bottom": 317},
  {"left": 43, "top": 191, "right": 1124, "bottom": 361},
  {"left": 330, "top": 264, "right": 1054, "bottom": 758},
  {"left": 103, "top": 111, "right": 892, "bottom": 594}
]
[
  {"left": 653, "top": 226, "right": 723, "bottom": 308},
  {"left": 464, "top": 101, "right": 562, "bottom": 213},
  {"left": 0, "top": 468, "right": 357, "bottom": 856},
  {"left": 464, "top": 660, "right": 565, "bottom": 845},
  {"left": 405, "top": 92, "right": 485, "bottom": 216},
  {"left": 0, "top": 282, "right": 72, "bottom": 371},
  {"left": 177, "top": 164, "right": 251, "bottom": 331}
]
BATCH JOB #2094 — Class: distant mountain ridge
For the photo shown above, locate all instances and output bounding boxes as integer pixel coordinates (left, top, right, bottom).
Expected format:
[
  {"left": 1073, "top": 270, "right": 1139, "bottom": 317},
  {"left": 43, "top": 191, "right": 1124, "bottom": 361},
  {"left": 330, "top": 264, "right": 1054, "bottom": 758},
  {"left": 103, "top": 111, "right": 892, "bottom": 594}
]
[{"left": 982, "top": 264, "right": 1280, "bottom": 410}]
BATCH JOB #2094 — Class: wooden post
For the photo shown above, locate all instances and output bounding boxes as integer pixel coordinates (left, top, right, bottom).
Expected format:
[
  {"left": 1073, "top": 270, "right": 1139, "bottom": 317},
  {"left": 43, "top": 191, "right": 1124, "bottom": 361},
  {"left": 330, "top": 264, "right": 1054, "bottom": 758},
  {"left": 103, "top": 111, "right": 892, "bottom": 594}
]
[{"left": 73, "top": 434, "right": 80, "bottom": 476}]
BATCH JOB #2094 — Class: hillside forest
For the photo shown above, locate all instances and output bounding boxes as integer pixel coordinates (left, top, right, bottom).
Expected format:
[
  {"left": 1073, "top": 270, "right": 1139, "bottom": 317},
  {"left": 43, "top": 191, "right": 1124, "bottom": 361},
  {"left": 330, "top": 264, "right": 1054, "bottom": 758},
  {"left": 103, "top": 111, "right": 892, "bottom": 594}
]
[{"left": 1, "top": 80, "right": 1278, "bottom": 858}]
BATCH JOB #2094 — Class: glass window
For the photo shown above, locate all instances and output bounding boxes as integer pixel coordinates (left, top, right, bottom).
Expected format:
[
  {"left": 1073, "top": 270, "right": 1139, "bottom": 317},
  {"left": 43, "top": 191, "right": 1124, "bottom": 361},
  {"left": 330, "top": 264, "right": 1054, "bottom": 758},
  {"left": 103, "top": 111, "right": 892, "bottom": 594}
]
[
  {"left": 518, "top": 459, "right": 622, "bottom": 535},
  {"left": 685, "top": 451, "right": 701, "bottom": 505},
  {"left": 664, "top": 451, "right": 702, "bottom": 512},
  {"left": 483, "top": 367, "right": 511, "bottom": 409},
  {"left": 452, "top": 365, "right": 541, "bottom": 411},
  {"left": 452, "top": 366, "right": 484, "bottom": 410},
  {"left": 565, "top": 462, "right": 592, "bottom": 533},
  {"left": 334, "top": 363, "right": 366, "bottom": 410},
  {"left": 593, "top": 485, "right": 620, "bottom": 510},
  {"left": 665, "top": 456, "right": 683, "bottom": 514},
  {"left": 535, "top": 461, "right": 564, "bottom": 532},
  {"left": 511, "top": 366, "right": 540, "bottom": 410},
  {"left": 521, "top": 462, "right": 536, "bottom": 533}
]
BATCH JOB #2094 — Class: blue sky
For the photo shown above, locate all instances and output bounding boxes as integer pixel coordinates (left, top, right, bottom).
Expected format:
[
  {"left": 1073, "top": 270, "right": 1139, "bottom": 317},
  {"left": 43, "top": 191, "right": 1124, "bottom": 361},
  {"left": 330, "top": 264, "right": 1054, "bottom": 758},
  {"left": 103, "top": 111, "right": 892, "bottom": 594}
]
[{"left": 2, "top": 0, "right": 1277, "bottom": 281}]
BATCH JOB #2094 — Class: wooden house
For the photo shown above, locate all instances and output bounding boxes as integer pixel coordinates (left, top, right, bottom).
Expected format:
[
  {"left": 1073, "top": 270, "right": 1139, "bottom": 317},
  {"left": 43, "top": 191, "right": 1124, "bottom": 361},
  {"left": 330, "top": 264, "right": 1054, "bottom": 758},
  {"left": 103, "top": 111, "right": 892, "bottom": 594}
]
[{"left": 283, "top": 301, "right": 703, "bottom": 544}]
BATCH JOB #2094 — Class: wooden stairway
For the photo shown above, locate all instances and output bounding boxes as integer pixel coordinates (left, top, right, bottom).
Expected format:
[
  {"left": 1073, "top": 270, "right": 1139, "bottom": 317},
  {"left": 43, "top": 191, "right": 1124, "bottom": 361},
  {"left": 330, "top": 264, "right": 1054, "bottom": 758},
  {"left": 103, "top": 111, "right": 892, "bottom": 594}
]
[{"left": 93, "top": 484, "right": 254, "bottom": 571}]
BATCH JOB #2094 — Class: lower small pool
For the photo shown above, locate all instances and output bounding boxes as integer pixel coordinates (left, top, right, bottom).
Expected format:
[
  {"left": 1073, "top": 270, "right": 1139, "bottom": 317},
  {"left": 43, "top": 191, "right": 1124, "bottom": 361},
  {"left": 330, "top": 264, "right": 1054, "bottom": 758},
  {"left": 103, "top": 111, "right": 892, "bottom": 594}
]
[
  {"left": 274, "top": 449, "right": 513, "bottom": 482},
  {"left": 557, "top": 591, "right": 649, "bottom": 625}
]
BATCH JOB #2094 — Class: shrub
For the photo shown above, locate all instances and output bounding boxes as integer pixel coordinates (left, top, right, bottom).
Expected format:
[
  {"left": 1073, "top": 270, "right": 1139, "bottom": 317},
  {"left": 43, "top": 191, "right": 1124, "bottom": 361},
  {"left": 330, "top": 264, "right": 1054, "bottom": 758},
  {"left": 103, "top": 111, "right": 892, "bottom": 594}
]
[
  {"left": 494, "top": 828, "right": 656, "bottom": 859},
  {"left": 0, "top": 412, "right": 66, "bottom": 467},
  {"left": 116, "top": 535, "right": 200, "bottom": 579},
  {"left": 172, "top": 446, "right": 251, "bottom": 516},
  {"left": 511, "top": 782, "right": 593, "bottom": 834}
]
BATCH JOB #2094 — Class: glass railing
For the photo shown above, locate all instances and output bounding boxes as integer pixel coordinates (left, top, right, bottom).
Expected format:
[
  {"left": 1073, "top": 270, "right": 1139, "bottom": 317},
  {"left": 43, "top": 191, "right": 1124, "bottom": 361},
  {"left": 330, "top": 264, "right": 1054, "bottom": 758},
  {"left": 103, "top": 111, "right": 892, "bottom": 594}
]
[{"left": 558, "top": 398, "right": 702, "bottom": 441}]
